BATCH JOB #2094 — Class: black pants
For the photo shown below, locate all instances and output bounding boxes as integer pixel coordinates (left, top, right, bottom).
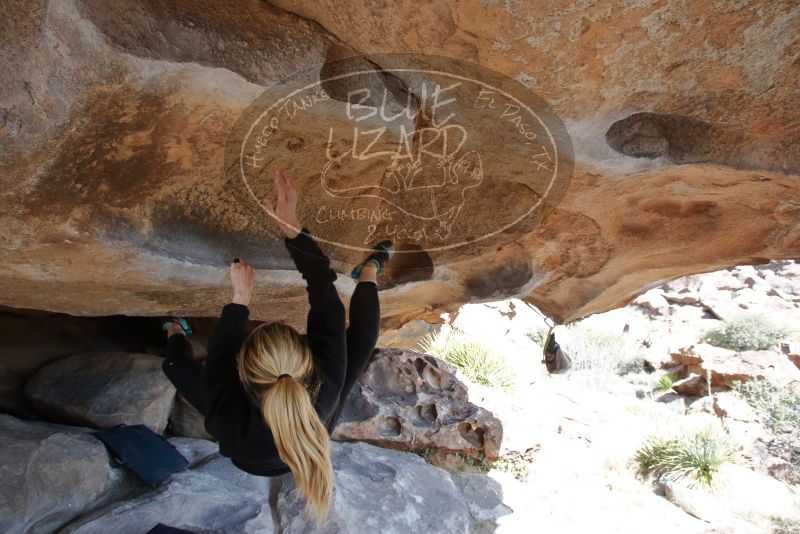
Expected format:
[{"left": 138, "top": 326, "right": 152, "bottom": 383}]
[{"left": 162, "top": 281, "right": 380, "bottom": 427}]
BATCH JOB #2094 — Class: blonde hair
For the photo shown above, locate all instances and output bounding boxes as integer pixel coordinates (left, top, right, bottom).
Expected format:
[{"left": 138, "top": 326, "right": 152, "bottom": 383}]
[{"left": 238, "top": 322, "right": 333, "bottom": 522}]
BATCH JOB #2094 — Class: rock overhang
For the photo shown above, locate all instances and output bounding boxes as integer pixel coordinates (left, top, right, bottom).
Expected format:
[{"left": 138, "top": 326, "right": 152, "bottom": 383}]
[{"left": 1, "top": 0, "right": 798, "bottom": 327}]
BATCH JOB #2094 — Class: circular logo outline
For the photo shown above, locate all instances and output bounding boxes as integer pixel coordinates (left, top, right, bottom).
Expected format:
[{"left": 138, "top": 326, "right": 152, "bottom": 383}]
[{"left": 237, "top": 57, "right": 571, "bottom": 256}]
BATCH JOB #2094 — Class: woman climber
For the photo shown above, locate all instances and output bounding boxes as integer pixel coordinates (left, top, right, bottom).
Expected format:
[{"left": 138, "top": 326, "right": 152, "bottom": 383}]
[{"left": 160, "top": 170, "right": 393, "bottom": 522}]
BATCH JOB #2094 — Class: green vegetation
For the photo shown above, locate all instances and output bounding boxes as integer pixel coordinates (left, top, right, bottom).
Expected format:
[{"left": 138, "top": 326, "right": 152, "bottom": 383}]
[
  {"left": 616, "top": 356, "right": 648, "bottom": 376},
  {"left": 492, "top": 453, "right": 534, "bottom": 482},
  {"left": 525, "top": 326, "right": 549, "bottom": 347},
  {"left": 415, "top": 447, "right": 534, "bottom": 483},
  {"left": 417, "top": 447, "right": 439, "bottom": 463},
  {"left": 770, "top": 516, "right": 800, "bottom": 534},
  {"left": 655, "top": 372, "right": 680, "bottom": 392},
  {"left": 731, "top": 380, "right": 800, "bottom": 432},
  {"left": 634, "top": 428, "right": 739, "bottom": 488},
  {"left": 419, "top": 328, "right": 515, "bottom": 391},
  {"left": 702, "top": 314, "right": 788, "bottom": 351},
  {"left": 557, "top": 324, "right": 643, "bottom": 389},
  {"left": 459, "top": 454, "right": 492, "bottom": 472},
  {"left": 730, "top": 380, "right": 800, "bottom": 482}
]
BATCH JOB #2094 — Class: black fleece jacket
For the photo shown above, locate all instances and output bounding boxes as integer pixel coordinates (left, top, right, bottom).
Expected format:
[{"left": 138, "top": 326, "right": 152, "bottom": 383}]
[{"left": 201, "top": 228, "right": 346, "bottom": 476}]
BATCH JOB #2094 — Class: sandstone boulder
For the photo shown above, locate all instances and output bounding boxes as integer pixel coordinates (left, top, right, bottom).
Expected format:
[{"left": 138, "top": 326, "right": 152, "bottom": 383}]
[
  {"left": 168, "top": 437, "right": 220, "bottom": 468},
  {"left": 633, "top": 289, "right": 670, "bottom": 314},
  {"left": 276, "top": 441, "right": 471, "bottom": 534},
  {"left": 451, "top": 473, "right": 513, "bottom": 531},
  {"left": 168, "top": 394, "right": 214, "bottom": 440},
  {"left": 332, "top": 349, "right": 503, "bottom": 459},
  {"left": 780, "top": 341, "right": 800, "bottom": 370},
  {"left": 25, "top": 352, "right": 176, "bottom": 433},
  {"left": 661, "top": 291, "right": 701, "bottom": 306},
  {"left": 712, "top": 392, "right": 759, "bottom": 423},
  {"left": 669, "top": 344, "right": 800, "bottom": 391},
  {"left": 58, "top": 438, "right": 512, "bottom": 534},
  {"left": 672, "top": 375, "right": 713, "bottom": 397},
  {"left": 0, "top": 312, "right": 157, "bottom": 414},
  {"left": 1, "top": 0, "right": 799, "bottom": 331},
  {"left": 701, "top": 298, "right": 747, "bottom": 322},
  {"left": 61, "top": 458, "right": 274, "bottom": 534},
  {"left": 685, "top": 393, "right": 759, "bottom": 425},
  {"left": 655, "top": 391, "right": 691, "bottom": 414},
  {"left": 686, "top": 395, "right": 716, "bottom": 415},
  {"left": 662, "top": 479, "right": 726, "bottom": 523},
  {"left": 0, "top": 415, "right": 125, "bottom": 534},
  {"left": 714, "top": 464, "right": 800, "bottom": 524}
]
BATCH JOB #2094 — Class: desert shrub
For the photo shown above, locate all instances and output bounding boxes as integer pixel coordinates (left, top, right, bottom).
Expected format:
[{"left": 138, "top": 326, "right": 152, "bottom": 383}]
[
  {"left": 617, "top": 356, "right": 649, "bottom": 376},
  {"left": 702, "top": 314, "right": 788, "bottom": 351},
  {"left": 730, "top": 380, "right": 800, "bottom": 480},
  {"left": 461, "top": 454, "right": 492, "bottom": 472},
  {"left": 492, "top": 452, "right": 535, "bottom": 482},
  {"left": 425, "top": 450, "right": 534, "bottom": 482},
  {"left": 556, "top": 324, "right": 643, "bottom": 389},
  {"left": 417, "top": 447, "right": 439, "bottom": 463},
  {"left": 419, "top": 328, "right": 515, "bottom": 391},
  {"left": 770, "top": 516, "right": 800, "bottom": 534},
  {"left": 525, "top": 326, "right": 549, "bottom": 347},
  {"left": 655, "top": 372, "right": 680, "bottom": 392},
  {"left": 634, "top": 427, "right": 739, "bottom": 488},
  {"left": 731, "top": 380, "right": 800, "bottom": 430}
]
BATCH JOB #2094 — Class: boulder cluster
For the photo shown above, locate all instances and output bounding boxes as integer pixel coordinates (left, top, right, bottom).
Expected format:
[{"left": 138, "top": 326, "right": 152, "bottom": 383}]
[{"left": 2, "top": 347, "right": 505, "bottom": 533}]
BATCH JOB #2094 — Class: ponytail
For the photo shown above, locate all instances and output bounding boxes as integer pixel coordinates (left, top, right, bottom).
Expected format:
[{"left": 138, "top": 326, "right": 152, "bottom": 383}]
[
  {"left": 261, "top": 377, "right": 333, "bottom": 520},
  {"left": 238, "top": 323, "right": 334, "bottom": 523}
]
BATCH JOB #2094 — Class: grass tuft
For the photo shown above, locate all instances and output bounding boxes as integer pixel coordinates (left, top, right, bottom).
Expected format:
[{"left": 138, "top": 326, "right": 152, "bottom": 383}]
[
  {"left": 419, "top": 328, "right": 515, "bottom": 391},
  {"left": 492, "top": 452, "right": 535, "bottom": 482},
  {"left": 701, "top": 314, "right": 788, "bottom": 351},
  {"left": 730, "top": 380, "right": 800, "bottom": 483},
  {"left": 655, "top": 372, "right": 680, "bottom": 392},
  {"left": 634, "top": 427, "right": 739, "bottom": 488},
  {"left": 556, "top": 324, "right": 643, "bottom": 389}
]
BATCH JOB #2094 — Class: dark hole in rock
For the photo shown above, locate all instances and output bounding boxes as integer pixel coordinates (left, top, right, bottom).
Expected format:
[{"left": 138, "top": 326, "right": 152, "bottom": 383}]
[
  {"left": 606, "top": 112, "right": 717, "bottom": 163},
  {"left": 413, "top": 357, "right": 443, "bottom": 390},
  {"left": 320, "top": 44, "right": 418, "bottom": 113},
  {"left": 337, "top": 392, "right": 380, "bottom": 425},
  {"left": 76, "top": 0, "right": 326, "bottom": 86},
  {"left": 413, "top": 357, "right": 426, "bottom": 375},
  {"left": 415, "top": 403, "right": 438, "bottom": 423},
  {"left": 0, "top": 306, "right": 266, "bottom": 418},
  {"left": 457, "top": 422, "right": 485, "bottom": 449},
  {"left": 384, "top": 244, "right": 435, "bottom": 285},
  {"left": 606, "top": 112, "right": 799, "bottom": 175},
  {"left": 379, "top": 416, "right": 402, "bottom": 437},
  {"left": 606, "top": 113, "right": 670, "bottom": 158}
]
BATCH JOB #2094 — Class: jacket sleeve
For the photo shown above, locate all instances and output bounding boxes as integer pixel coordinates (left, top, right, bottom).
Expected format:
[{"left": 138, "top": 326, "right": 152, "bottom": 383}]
[
  {"left": 284, "top": 228, "right": 347, "bottom": 406},
  {"left": 202, "top": 303, "right": 253, "bottom": 445}
]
